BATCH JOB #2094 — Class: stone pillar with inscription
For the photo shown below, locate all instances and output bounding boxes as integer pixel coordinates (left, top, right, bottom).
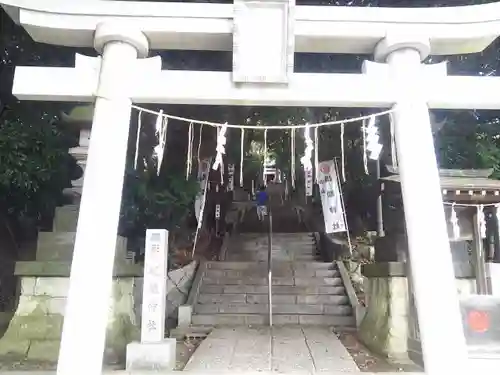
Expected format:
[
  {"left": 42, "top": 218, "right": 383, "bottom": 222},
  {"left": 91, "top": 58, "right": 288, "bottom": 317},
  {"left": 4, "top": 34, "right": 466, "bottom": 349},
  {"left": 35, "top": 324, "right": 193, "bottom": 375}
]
[{"left": 126, "top": 229, "right": 176, "bottom": 371}]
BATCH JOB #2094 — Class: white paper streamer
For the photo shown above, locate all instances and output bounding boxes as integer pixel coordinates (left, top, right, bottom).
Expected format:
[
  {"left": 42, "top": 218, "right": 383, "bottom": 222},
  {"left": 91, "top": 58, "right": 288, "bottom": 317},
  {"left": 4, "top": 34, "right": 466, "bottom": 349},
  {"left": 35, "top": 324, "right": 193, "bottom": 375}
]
[
  {"left": 340, "top": 122, "right": 346, "bottom": 182},
  {"left": 134, "top": 110, "right": 143, "bottom": 170},
  {"left": 478, "top": 204, "right": 486, "bottom": 239},
  {"left": 263, "top": 129, "right": 268, "bottom": 186},
  {"left": 314, "top": 126, "right": 319, "bottom": 183},
  {"left": 300, "top": 123, "right": 313, "bottom": 172},
  {"left": 212, "top": 124, "right": 227, "bottom": 182},
  {"left": 154, "top": 110, "right": 168, "bottom": 176},
  {"left": 362, "top": 118, "right": 368, "bottom": 174},
  {"left": 240, "top": 128, "right": 245, "bottom": 187},
  {"left": 186, "top": 122, "right": 194, "bottom": 180},
  {"left": 450, "top": 203, "right": 460, "bottom": 240},
  {"left": 197, "top": 124, "right": 204, "bottom": 165}
]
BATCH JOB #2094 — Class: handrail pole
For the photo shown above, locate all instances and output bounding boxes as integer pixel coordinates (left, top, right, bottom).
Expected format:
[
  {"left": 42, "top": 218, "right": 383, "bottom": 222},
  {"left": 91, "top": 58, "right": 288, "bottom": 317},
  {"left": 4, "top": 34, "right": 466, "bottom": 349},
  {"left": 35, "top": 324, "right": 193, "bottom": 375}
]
[{"left": 267, "top": 209, "right": 273, "bottom": 327}]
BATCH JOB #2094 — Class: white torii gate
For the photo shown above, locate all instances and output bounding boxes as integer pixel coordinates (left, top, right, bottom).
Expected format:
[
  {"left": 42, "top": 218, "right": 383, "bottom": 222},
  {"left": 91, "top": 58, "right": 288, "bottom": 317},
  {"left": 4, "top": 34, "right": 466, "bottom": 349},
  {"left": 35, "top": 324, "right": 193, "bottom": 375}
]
[{"left": 4, "top": 1, "right": 500, "bottom": 375}]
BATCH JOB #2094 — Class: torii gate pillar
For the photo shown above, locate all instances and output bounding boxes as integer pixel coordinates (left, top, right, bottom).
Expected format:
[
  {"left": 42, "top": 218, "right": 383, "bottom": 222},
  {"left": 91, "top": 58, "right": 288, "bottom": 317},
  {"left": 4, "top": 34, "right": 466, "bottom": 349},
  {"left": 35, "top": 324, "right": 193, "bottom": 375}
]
[
  {"left": 375, "top": 35, "right": 468, "bottom": 373},
  {"left": 56, "top": 23, "right": 152, "bottom": 375}
]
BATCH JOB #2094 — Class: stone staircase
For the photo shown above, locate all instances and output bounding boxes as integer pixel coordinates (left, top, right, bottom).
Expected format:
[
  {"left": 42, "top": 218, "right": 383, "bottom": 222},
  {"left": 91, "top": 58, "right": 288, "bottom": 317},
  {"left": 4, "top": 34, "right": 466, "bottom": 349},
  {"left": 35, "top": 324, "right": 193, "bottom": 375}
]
[{"left": 190, "top": 233, "right": 355, "bottom": 327}]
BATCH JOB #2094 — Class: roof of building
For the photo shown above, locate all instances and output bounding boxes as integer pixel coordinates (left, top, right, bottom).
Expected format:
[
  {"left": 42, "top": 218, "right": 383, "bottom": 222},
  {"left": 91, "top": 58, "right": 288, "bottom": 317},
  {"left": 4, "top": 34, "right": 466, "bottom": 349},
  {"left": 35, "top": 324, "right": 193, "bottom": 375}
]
[{"left": 381, "top": 166, "right": 500, "bottom": 203}]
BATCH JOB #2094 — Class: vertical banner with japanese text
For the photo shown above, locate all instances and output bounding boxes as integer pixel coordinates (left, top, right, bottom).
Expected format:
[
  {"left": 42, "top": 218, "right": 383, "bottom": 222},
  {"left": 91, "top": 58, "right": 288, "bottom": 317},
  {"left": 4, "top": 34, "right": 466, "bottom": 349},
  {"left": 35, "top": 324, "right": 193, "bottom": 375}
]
[
  {"left": 305, "top": 169, "right": 313, "bottom": 197},
  {"left": 227, "top": 164, "right": 235, "bottom": 192},
  {"left": 317, "top": 160, "right": 347, "bottom": 233},
  {"left": 141, "top": 229, "right": 168, "bottom": 343},
  {"left": 195, "top": 158, "right": 211, "bottom": 223}
]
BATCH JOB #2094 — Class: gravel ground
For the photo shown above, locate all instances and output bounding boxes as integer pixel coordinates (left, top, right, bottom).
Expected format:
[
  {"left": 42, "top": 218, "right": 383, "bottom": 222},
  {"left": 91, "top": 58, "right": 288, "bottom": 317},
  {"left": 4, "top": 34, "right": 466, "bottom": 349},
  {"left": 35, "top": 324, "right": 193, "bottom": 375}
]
[{"left": 337, "top": 332, "right": 423, "bottom": 373}]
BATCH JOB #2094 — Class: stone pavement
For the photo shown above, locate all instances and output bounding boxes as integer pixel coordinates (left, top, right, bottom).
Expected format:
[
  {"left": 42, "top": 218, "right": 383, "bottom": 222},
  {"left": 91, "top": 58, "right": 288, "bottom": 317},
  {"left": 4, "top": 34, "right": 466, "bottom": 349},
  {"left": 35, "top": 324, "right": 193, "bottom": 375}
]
[{"left": 183, "top": 326, "right": 360, "bottom": 373}]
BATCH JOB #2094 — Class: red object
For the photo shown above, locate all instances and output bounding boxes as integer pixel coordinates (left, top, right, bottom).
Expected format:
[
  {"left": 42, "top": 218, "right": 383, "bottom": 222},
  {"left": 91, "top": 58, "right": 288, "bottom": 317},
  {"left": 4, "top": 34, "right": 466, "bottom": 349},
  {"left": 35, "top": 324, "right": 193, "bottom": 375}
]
[
  {"left": 468, "top": 310, "right": 490, "bottom": 333},
  {"left": 320, "top": 164, "right": 330, "bottom": 173}
]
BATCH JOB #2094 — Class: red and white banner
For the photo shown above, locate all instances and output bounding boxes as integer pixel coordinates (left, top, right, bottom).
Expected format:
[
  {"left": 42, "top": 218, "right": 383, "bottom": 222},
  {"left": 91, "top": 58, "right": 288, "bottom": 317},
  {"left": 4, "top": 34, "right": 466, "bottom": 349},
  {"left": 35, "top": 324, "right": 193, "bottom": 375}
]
[{"left": 317, "top": 160, "right": 347, "bottom": 234}]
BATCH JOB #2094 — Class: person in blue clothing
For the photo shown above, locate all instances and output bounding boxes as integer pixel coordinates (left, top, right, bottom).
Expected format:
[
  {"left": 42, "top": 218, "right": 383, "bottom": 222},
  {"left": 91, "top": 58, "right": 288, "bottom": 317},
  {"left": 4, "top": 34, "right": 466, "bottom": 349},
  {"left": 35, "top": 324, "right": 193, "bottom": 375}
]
[{"left": 255, "top": 185, "right": 268, "bottom": 221}]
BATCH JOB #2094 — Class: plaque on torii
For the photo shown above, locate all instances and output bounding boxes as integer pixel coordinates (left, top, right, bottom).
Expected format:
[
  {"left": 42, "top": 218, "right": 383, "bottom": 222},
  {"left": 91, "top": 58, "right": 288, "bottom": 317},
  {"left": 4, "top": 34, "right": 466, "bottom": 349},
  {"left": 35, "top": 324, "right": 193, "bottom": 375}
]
[{"left": 232, "top": 0, "right": 295, "bottom": 84}]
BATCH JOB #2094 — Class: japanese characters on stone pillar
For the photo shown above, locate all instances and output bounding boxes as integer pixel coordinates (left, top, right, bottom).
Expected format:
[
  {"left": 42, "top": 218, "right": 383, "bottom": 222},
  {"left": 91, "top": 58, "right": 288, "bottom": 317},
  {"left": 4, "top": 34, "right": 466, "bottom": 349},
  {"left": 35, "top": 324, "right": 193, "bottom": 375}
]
[
  {"left": 141, "top": 229, "right": 168, "bottom": 343},
  {"left": 233, "top": 0, "right": 295, "bottom": 84}
]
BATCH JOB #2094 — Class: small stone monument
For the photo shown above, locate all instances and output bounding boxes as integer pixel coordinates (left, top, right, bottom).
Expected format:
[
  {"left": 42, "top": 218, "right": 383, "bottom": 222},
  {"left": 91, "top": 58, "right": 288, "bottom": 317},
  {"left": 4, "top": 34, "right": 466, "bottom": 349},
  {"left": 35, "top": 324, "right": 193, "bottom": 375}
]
[{"left": 126, "top": 229, "right": 176, "bottom": 371}]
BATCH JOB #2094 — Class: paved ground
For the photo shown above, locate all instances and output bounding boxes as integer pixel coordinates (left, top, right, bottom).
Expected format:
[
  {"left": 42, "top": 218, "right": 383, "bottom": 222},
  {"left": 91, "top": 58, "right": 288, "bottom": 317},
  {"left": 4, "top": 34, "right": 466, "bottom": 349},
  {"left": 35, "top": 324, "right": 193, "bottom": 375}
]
[{"left": 183, "top": 326, "right": 360, "bottom": 373}]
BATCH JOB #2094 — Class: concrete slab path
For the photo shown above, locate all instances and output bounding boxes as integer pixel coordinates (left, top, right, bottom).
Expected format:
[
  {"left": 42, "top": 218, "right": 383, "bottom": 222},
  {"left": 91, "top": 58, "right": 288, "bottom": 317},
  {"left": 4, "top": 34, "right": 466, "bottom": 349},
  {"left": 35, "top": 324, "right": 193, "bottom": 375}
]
[{"left": 183, "top": 326, "right": 360, "bottom": 373}]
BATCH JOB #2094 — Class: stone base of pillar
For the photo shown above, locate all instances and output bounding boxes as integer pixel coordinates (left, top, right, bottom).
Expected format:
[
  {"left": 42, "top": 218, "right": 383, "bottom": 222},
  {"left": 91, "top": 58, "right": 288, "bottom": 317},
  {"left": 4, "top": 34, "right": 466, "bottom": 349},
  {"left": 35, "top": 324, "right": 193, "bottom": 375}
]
[
  {"left": 0, "top": 264, "right": 142, "bottom": 363},
  {"left": 126, "top": 339, "right": 177, "bottom": 371},
  {"left": 360, "top": 262, "right": 477, "bottom": 360}
]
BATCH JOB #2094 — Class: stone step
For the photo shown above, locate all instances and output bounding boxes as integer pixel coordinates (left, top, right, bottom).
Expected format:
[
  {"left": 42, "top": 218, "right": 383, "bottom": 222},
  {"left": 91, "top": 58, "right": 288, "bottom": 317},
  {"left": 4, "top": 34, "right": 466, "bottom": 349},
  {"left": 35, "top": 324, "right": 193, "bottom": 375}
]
[
  {"left": 229, "top": 252, "right": 316, "bottom": 258},
  {"left": 237, "top": 246, "right": 315, "bottom": 252},
  {"left": 197, "top": 293, "right": 349, "bottom": 305},
  {"left": 239, "top": 233, "right": 312, "bottom": 238},
  {"left": 199, "top": 285, "right": 347, "bottom": 295},
  {"left": 202, "top": 276, "right": 342, "bottom": 286},
  {"left": 206, "top": 261, "right": 334, "bottom": 270},
  {"left": 227, "top": 255, "right": 318, "bottom": 261},
  {"left": 191, "top": 314, "right": 355, "bottom": 326},
  {"left": 204, "top": 268, "right": 339, "bottom": 278},
  {"left": 194, "top": 303, "right": 352, "bottom": 315}
]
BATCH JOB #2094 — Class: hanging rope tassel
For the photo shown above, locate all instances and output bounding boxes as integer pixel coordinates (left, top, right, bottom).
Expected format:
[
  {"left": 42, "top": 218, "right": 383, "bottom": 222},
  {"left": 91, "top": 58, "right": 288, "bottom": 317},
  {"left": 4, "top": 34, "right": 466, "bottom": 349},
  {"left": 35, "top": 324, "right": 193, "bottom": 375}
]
[
  {"left": 134, "top": 110, "right": 143, "bottom": 170},
  {"left": 314, "top": 126, "right": 319, "bottom": 183},
  {"left": 186, "top": 122, "right": 194, "bottom": 180},
  {"left": 479, "top": 204, "right": 487, "bottom": 238},
  {"left": 450, "top": 203, "right": 460, "bottom": 240},
  {"left": 240, "top": 128, "right": 245, "bottom": 187},
  {"left": 362, "top": 118, "right": 368, "bottom": 175},
  {"left": 340, "top": 122, "right": 346, "bottom": 182},
  {"left": 197, "top": 124, "right": 204, "bottom": 165},
  {"left": 263, "top": 129, "right": 268, "bottom": 187}
]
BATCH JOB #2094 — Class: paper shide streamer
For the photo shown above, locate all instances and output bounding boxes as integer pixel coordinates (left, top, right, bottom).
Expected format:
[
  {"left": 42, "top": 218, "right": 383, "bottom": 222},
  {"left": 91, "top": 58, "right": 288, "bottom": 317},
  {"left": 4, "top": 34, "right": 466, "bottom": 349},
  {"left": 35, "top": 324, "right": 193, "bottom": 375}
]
[
  {"left": 197, "top": 124, "right": 204, "bottom": 165},
  {"left": 240, "top": 128, "right": 245, "bottom": 187},
  {"left": 263, "top": 129, "right": 268, "bottom": 187},
  {"left": 340, "top": 122, "right": 346, "bottom": 182},
  {"left": 134, "top": 110, "right": 143, "bottom": 170},
  {"left": 314, "top": 126, "right": 319, "bottom": 183},
  {"left": 450, "top": 203, "right": 460, "bottom": 240},
  {"left": 186, "top": 122, "right": 194, "bottom": 180},
  {"left": 478, "top": 205, "right": 486, "bottom": 239},
  {"left": 362, "top": 118, "right": 368, "bottom": 175},
  {"left": 212, "top": 124, "right": 227, "bottom": 182},
  {"left": 300, "top": 124, "right": 314, "bottom": 172},
  {"left": 154, "top": 110, "right": 168, "bottom": 176}
]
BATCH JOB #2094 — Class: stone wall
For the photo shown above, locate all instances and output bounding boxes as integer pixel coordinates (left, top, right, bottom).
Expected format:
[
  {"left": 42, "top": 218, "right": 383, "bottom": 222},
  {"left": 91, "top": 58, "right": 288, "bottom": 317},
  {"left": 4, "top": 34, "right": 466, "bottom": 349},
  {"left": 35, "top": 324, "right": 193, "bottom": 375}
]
[
  {"left": 134, "top": 261, "right": 197, "bottom": 329},
  {"left": 359, "top": 262, "right": 476, "bottom": 359},
  {"left": 0, "top": 274, "right": 140, "bottom": 363},
  {"left": 0, "top": 260, "right": 197, "bottom": 363}
]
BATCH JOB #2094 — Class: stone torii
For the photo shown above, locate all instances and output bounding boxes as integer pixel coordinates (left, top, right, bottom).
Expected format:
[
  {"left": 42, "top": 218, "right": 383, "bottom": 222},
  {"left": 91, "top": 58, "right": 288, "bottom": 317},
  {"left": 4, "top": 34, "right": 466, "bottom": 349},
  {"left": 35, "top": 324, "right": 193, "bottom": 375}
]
[{"left": 3, "top": 1, "right": 500, "bottom": 374}]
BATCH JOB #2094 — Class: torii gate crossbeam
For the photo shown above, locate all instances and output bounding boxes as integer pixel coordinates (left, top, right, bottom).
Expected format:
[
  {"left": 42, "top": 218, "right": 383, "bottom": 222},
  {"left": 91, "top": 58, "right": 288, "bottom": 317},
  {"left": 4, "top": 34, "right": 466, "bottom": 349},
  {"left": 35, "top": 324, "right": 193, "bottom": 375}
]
[{"left": 12, "top": 61, "right": 500, "bottom": 109}]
